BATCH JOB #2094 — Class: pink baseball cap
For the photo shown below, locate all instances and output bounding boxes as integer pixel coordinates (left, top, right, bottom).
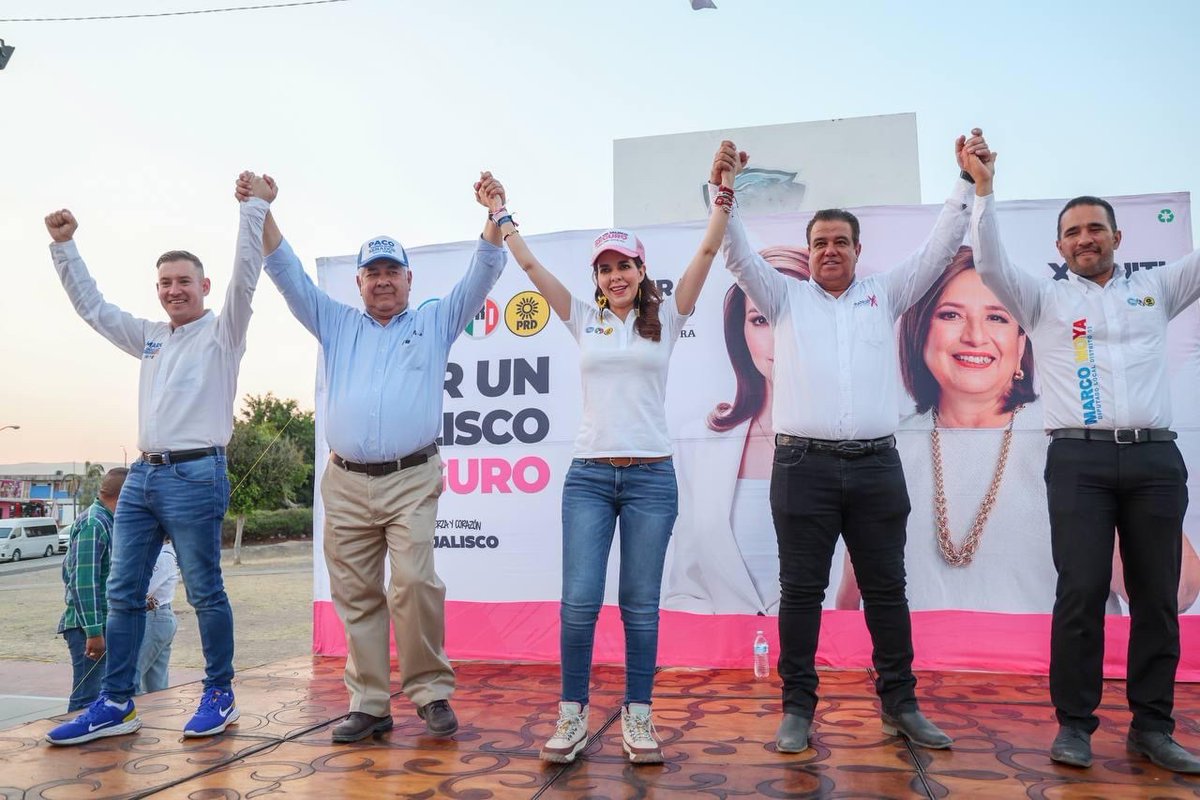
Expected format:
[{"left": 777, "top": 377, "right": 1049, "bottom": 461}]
[{"left": 590, "top": 228, "right": 645, "bottom": 265}]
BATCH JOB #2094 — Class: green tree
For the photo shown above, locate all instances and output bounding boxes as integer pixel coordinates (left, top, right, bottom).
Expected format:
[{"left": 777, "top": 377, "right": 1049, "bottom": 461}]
[
  {"left": 226, "top": 420, "right": 307, "bottom": 563},
  {"left": 239, "top": 393, "right": 316, "bottom": 506},
  {"left": 75, "top": 462, "right": 106, "bottom": 509}
]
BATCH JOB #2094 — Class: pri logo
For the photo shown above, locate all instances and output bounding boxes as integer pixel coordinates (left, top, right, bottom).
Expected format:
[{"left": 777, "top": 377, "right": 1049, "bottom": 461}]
[
  {"left": 1158, "top": 209, "right": 1175, "bottom": 223},
  {"left": 464, "top": 298, "right": 500, "bottom": 339},
  {"left": 505, "top": 291, "right": 550, "bottom": 337}
]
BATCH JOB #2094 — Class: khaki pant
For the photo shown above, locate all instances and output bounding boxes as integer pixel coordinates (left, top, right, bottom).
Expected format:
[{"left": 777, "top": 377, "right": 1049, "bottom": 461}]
[{"left": 321, "top": 453, "right": 454, "bottom": 715}]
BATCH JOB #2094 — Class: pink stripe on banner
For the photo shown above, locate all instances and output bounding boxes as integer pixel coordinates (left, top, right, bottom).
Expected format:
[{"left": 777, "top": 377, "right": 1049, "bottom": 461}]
[{"left": 312, "top": 601, "right": 1200, "bottom": 680}]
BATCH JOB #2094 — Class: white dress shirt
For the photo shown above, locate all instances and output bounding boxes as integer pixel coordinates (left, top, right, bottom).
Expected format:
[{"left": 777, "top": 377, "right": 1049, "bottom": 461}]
[
  {"left": 146, "top": 542, "right": 180, "bottom": 607},
  {"left": 51, "top": 198, "right": 268, "bottom": 452},
  {"left": 971, "top": 193, "right": 1200, "bottom": 431},
  {"left": 723, "top": 179, "right": 974, "bottom": 440}
]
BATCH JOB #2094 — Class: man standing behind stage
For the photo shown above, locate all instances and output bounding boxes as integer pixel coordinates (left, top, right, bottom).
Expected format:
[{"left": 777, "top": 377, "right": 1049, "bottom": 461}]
[
  {"left": 714, "top": 130, "right": 989, "bottom": 754},
  {"left": 248, "top": 174, "right": 506, "bottom": 743},
  {"left": 968, "top": 147, "right": 1200, "bottom": 773},
  {"left": 44, "top": 174, "right": 273, "bottom": 746},
  {"left": 58, "top": 468, "right": 128, "bottom": 712}
]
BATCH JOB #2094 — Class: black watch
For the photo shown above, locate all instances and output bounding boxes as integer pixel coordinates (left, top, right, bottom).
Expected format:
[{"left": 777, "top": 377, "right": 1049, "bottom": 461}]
[{"left": 959, "top": 169, "right": 975, "bottom": 185}]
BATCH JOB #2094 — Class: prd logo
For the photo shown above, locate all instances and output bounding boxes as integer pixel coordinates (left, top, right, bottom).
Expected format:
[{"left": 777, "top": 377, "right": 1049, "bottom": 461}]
[
  {"left": 464, "top": 298, "right": 500, "bottom": 339},
  {"left": 1158, "top": 209, "right": 1175, "bottom": 223},
  {"left": 505, "top": 291, "right": 550, "bottom": 337}
]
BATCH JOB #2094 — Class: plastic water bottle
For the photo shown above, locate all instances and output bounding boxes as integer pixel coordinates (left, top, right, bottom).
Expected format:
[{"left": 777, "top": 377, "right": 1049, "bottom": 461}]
[{"left": 753, "top": 630, "right": 770, "bottom": 680}]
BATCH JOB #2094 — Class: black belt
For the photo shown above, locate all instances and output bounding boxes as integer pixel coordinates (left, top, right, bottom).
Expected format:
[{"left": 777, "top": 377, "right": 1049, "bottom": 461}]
[
  {"left": 141, "top": 446, "right": 224, "bottom": 466},
  {"left": 332, "top": 443, "right": 438, "bottom": 476},
  {"left": 1050, "top": 428, "right": 1177, "bottom": 444},
  {"left": 775, "top": 433, "right": 896, "bottom": 457}
]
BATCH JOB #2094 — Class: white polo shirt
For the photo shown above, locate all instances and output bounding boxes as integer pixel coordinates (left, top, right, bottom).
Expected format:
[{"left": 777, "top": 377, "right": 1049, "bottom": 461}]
[
  {"left": 972, "top": 193, "right": 1200, "bottom": 431},
  {"left": 51, "top": 198, "right": 268, "bottom": 452},
  {"left": 723, "top": 179, "right": 974, "bottom": 440},
  {"left": 565, "top": 294, "right": 689, "bottom": 458}
]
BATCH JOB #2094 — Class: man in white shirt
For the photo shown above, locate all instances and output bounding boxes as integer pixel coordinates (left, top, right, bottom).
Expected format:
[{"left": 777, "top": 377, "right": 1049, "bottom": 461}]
[
  {"left": 714, "top": 131, "right": 988, "bottom": 754},
  {"left": 44, "top": 173, "right": 274, "bottom": 747},
  {"left": 136, "top": 540, "right": 180, "bottom": 694},
  {"left": 968, "top": 150, "right": 1200, "bottom": 773}
]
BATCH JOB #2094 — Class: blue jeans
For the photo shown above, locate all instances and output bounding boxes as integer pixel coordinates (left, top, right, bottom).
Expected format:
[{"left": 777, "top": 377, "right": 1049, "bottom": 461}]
[
  {"left": 560, "top": 458, "right": 677, "bottom": 706},
  {"left": 102, "top": 455, "right": 232, "bottom": 702},
  {"left": 63, "top": 627, "right": 105, "bottom": 712},
  {"left": 135, "top": 603, "right": 178, "bottom": 694}
]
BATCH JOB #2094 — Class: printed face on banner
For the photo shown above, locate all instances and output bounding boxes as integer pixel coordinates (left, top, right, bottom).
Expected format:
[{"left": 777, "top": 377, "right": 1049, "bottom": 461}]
[
  {"left": 744, "top": 300, "right": 773, "bottom": 380},
  {"left": 922, "top": 269, "right": 1026, "bottom": 412},
  {"left": 356, "top": 262, "right": 412, "bottom": 321},
  {"left": 1056, "top": 204, "right": 1123, "bottom": 282},
  {"left": 807, "top": 220, "right": 861, "bottom": 293}
]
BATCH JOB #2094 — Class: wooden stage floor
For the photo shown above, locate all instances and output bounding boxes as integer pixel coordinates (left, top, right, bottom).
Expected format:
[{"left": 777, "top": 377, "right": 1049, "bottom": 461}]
[{"left": 3, "top": 657, "right": 1200, "bottom": 798}]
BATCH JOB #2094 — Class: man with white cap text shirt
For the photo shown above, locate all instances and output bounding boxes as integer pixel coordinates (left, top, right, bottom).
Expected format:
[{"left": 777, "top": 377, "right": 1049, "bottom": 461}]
[{"left": 247, "top": 173, "right": 507, "bottom": 743}]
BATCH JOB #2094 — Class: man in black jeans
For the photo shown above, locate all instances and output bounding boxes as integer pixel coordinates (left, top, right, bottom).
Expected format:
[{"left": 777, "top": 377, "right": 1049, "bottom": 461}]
[
  {"left": 714, "top": 130, "right": 988, "bottom": 753},
  {"left": 969, "top": 145, "right": 1200, "bottom": 773}
]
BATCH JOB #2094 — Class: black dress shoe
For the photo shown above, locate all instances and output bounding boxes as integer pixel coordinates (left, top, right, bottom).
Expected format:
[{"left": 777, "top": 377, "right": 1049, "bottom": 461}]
[
  {"left": 332, "top": 712, "right": 393, "bottom": 743},
  {"left": 1049, "top": 726, "right": 1092, "bottom": 768},
  {"left": 418, "top": 699, "right": 458, "bottom": 738},
  {"left": 1127, "top": 730, "right": 1200, "bottom": 774},
  {"left": 774, "top": 713, "right": 812, "bottom": 753},
  {"left": 881, "top": 710, "right": 952, "bottom": 749}
]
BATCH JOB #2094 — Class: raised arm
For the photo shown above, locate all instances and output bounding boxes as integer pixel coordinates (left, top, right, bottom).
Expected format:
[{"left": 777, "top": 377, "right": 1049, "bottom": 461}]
[
  {"left": 217, "top": 171, "right": 271, "bottom": 351},
  {"left": 477, "top": 172, "right": 573, "bottom": 321},
  {"left": 720, "top": 148, "right": 791, "bottom": 323},
  {"left": 880, "top": 131, "right": 982, "bottom": 316},
  {"left": 426, "top": 174, "right": 510, "bottom": 342},
  {"left": 673, "top": 140, "right": 741, "bottom": 315},
  {"left": 238, "top": 173, "right": 344, "bottom": 341},
  {"left": 45, "top": 209, "right": 149, "bottom": 358},
  {"left": 1152, "top": 241, "right": 1200, "bottom": 320},
  {"left": 966, "top": 147, "right": 1046, "bottom": 330}
]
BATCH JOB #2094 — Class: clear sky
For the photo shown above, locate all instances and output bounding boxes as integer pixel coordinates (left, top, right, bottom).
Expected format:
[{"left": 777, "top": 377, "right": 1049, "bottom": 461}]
[{"left": 1, "top": 0, "right": 1198, "bottom": 465}]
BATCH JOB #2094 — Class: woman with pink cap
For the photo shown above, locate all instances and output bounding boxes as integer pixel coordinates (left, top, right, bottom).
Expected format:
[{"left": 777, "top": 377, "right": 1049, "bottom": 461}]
[{"left": 475, "top": 146, "right": 739, "bottom": 765}]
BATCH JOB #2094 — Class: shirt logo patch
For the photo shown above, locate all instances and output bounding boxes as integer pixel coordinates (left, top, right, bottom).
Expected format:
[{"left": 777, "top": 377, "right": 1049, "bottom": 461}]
[
  {"left": 1127, "top": 295, "right": 1156, "bottom": 307},
  {"left": 1072, "top": 318, "right": 1102, "bottom": 425},
  {"left": 142, "top": 341, "right": 163, "bottom": 360},
  {"left": 585, "top": 326, "right": 614, "bottom": 336},
  {"left": 853, "top": 294, "right": 878, "bottom": 308}
]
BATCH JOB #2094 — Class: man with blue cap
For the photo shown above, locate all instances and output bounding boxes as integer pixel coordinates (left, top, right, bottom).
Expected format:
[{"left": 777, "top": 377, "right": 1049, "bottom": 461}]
[{"left": 244, "top": 173, "right": 507, "bottom": 743}]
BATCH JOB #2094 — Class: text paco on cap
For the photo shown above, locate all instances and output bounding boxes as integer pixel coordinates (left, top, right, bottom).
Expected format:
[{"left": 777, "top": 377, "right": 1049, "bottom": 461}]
[
  {"left": 357, "top": 235, "right": 409, "bottom": 269},
  {"left": 590, "top": 228, "right": 646, "bottom": 265}
]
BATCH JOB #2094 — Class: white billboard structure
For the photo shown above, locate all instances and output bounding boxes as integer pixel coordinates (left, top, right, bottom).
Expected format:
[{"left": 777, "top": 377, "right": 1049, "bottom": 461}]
[{"left": 614, "top": 113, "right": 921, "bottom": 228}]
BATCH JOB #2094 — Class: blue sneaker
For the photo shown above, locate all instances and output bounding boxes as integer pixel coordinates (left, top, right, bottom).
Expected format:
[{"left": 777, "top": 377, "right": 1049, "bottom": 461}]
[
  {"left": 184, "top": 687, "right": 239, "bottom": 737},
  {"left": 45, "top": 696, "right": 141, "bottom": 745}
]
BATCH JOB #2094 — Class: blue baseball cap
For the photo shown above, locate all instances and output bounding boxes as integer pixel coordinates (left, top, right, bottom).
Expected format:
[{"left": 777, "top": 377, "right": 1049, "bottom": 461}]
[{"left": 357, "top": 235, "right": 409, "bottom": 269}]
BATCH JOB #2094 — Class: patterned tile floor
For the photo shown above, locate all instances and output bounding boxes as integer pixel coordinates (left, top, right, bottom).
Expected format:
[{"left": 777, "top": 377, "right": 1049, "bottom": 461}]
[{"left": 2, "top": 657, "right": 1199, "bottom": 798}]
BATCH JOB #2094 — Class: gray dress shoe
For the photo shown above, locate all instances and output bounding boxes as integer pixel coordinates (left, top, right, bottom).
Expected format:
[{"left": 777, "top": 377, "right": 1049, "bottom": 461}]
[
  {"left": 775, "top": 713, "right": 812, "bottom": 753},
  {"left": 1049, "top": 726, "right": 1092, "bottom": 767},
  {"left": 881, "top": 710, "right": 952, "bottom": 749},
  {"left": 332, "top": 712, "right": 393, "bottom": 743},
  {"left": 1127, "top": 730, "right": 1200, "bottom": 774}
]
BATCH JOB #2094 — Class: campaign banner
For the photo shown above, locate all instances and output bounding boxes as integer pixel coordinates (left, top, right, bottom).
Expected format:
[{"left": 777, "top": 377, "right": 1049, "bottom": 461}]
[{"left": 310, "top": 191, "right": 1199, "bottom": 677}]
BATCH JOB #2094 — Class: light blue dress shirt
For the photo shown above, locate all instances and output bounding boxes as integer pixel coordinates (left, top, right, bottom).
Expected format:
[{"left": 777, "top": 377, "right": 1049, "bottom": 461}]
[{"left": 265, "top": 237, "right": 506, "bottom": 462}]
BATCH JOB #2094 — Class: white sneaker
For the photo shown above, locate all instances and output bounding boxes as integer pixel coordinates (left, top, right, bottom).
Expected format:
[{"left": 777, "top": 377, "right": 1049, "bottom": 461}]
[
  {"left": 540, "top": 701, "right": 589, "bottom": 763},
  {"left": 621, "top": 703, "right": 663, "bottom": 764}
]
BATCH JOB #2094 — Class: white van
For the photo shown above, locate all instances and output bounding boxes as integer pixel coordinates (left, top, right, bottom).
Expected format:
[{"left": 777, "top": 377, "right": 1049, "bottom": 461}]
[{"left": 0, "top": 518, "right": 61, "bottom": 562}]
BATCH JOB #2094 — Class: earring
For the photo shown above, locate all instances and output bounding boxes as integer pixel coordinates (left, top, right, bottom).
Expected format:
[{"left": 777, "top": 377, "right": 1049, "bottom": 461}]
[
  {"left": 597, "top": 295, "right": 608, "bottom": 310},
  {"left": 1014, "top": 368, "right": 1025, "bottom": 381},
  {"left": 636, "top": 287, "right": 643, "bottom": 306}
]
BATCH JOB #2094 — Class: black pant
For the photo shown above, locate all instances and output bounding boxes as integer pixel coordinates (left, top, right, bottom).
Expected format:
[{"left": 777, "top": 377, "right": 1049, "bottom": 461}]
[
  {"left": 1046, "top": 439, "right": 1187, "bottom": 734},
  {"left": 770, "top": 442, "right": 917, "bottom": 718}
]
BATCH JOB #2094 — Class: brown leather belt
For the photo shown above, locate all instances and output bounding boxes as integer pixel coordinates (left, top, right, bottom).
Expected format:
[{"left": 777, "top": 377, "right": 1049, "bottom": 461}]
[
  {"left": 590, "top": 455, "right": 672, "bottom": 468},
  {"left": 332, "top": 443, "right": 438, "bottom": 476}
]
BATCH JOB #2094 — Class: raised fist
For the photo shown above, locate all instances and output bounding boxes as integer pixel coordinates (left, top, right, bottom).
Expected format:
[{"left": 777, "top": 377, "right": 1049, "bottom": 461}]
[{"left": 45, "top": 209, "right": 78, "bottom": 243}]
